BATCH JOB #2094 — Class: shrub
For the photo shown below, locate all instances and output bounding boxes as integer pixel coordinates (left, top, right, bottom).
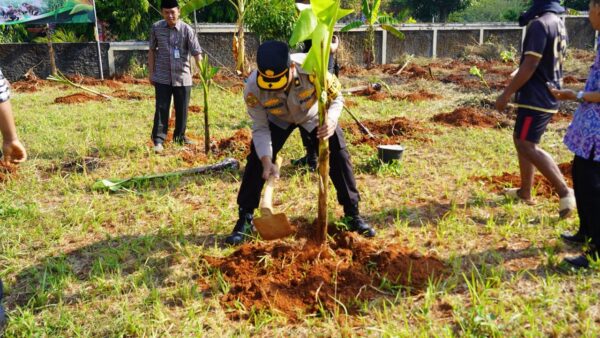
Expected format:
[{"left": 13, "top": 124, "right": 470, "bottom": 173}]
[{"left": 449, "top": 0, "right": 528, "bottom": 23}]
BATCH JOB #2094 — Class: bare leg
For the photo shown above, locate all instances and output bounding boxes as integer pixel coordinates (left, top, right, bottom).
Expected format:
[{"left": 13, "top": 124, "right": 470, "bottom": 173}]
[
  {"left": 514, "top": 138, "right": 570, "bottom": 198},
  {"left": 515, "top": 136, "right": 536, "bottom": 200}
]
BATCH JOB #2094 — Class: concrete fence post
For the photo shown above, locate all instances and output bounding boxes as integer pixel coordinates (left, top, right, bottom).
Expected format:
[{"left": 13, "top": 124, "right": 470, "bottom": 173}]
[
  {"left": 382, "top": 29, "right": 387, "bottom": 64},
  {"left": 432, "top": 28, "right": 438, "bottom": 58},
  {"left": 479, "top": 28, "right": 484, "bottom": 45}
]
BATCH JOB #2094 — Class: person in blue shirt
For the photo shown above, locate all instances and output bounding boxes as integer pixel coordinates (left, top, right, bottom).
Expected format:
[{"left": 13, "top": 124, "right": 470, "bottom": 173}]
[
  {"left": 550, "top": 0, "right": 600, "bottom": 269},
  {"left": 496, "top": 0, "right": 576, "bottom": 218}
]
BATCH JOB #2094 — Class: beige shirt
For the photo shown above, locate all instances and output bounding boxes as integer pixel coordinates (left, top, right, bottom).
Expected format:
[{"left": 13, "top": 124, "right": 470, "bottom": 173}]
[{"left": 244, "top": 62, "right": 344, "bottom": 159}]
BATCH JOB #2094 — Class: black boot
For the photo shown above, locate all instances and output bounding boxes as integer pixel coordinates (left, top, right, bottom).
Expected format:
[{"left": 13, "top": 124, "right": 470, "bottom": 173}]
[
  {"left": 343, "top": 204, "right": 376, "bottom": 238},
  {"left": 291, "top": 155, "right": 317, "bottom": 172},
  {"left": 560, "top": 231, "right": 589, "bottom": 245},
  {"left": 225, "top": 208, "right": 254, "bottom": 246}
]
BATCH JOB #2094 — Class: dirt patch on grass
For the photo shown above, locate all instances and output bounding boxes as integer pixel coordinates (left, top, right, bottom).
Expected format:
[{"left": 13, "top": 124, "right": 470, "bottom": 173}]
[
  {"left": 551, "top": 112, "right": 573, "bottom": 123},
  {"left": 189, "top": 105, "right": 203, "bottom": 113},
  {"left": 54, "top": 93, "right": 107, "bottom": 104},
  {"left": 213, "top": 128, "right": 252, "bottom": 156},
  {"left": 10, "top": 79, "right": 47, "bottom": 93},
  {"left": 0, "top": 161, "right": 18, "bottom": 182},
  {"left": 472, "top": 162, "right": 573, "bottom": 198},
  {"left": 202, "top": 230, "right": 446, "bottom": 321},
  {"left": 563, "top": 75, "right": 582, "bottom": 84},
  {"left": 432, "top": 107, "right": 511, "bottom": 129},
  {"left": 111, "top": 75, "right": 151, "bottom": 85},
  {"left": 392, "top": 90, "right": 443, "bottom": 102},
  {"left": 111, "top": 90, "right": 150, "bottom": 101},
  {"left": 343, "top": 117, "right": 431, "bottom": 146}
]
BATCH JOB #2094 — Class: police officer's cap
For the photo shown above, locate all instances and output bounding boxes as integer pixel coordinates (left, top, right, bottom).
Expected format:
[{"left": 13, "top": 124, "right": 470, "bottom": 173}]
[
  {"left": 161, "top": 0, "right": 179, "bottom": 9},
  {"left": 257, "top": 41, "right": 291, "bottom": 91}
]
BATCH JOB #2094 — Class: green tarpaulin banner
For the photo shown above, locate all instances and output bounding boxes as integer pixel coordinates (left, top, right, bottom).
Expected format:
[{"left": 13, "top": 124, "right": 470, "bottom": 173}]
[{"left": 0, "top": 0, "right": 94, "bottom": 25}]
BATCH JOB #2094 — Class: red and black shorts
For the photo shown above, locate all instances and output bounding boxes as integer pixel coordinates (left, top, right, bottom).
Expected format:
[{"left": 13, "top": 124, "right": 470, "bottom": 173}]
[{"left": 514, "top": 107, "right": 554, "bottom": 144}]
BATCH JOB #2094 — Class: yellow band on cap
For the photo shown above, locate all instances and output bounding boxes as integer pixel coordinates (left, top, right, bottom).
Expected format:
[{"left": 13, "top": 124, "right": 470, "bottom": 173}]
[
  {"left": 258, "top": 68, "right": 289, "bottom": 79},
  {"left": 257, "top": 74, "right": 288, "bottom": 90}
]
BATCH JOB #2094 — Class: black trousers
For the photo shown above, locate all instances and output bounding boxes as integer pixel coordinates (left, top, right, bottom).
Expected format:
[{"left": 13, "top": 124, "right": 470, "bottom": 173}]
[
  {"left": 299, "top": 127, "right": 318, "bottom": 163},
  {"left": 572, "top": 155, "right": 600, "bottom": 248},
  {"left": 237, "top": 122, "right": 360, "bottom": 211},
  {"left": 151, "top": 83, "right": 191, "bottom": 144}
]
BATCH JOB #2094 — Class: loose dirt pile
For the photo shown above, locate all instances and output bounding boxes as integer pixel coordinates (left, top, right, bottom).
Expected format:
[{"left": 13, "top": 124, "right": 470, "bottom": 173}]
[
  {"left": 68, "top": 75, "right": 123, "bottom": 89},
  {"left": 201, "top": 230, "right": 446, "bottom": 320},
  {"left": 188, "top": 105, "right": 203, "bottom": 113},
  {"left": 472, "top": 162, "right": 573, "bottom": 198},
  {"left": 431, "top": 107, "right": 512, "bottom": 129},
  {"left": 54, "top": 93, "right": 107, "bottom": 104},
  {"left": 0, "top": 161, "right": 18, "bottom": 182},
  {"left": 213, "top": 128, "right": 252, "bottom": 156},
  {"left": 10, "top": 79, "right": 47, "bottom": 93},
  {"left": 343, "top": 117, "right": 430, "bottom": 147},
  {"left": 111, "top": 90, "right": 150, "bottom": 101},
  {"left": 392, "top": 90, "right": 443, "bottom": 102}
]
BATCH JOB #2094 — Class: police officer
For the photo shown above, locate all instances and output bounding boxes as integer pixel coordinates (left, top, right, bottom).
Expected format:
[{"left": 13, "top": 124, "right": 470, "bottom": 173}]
[{"left": 225, "top": 41, "right": 375, "bottom": 245}]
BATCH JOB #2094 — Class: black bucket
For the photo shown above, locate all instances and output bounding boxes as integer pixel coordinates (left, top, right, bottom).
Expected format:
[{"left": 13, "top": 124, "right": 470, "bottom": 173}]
[{"left": 377, "top": 145, "right": 404, "bottom": 163}]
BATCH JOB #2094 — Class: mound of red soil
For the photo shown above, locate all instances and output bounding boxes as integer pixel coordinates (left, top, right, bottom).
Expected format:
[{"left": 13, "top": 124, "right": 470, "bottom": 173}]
[
  {"left": 68, "top": 75, "right": 123, "bottom": 89},
  {"left": 551, "top": 112, "right": 573, "bottom": 123},
  {"left": 111, "top": 90, "right": 150, "bottom": 100},
  {"left": 563, "top": 75, "right": 581, "bottom": 84},
  {"left": 54, "top": 93, "right": 106, "bottom": 104},
  {"left": 368, "top": 92, "right": 388, "bottom": 101},
  {"left": 432, "top": 107, "right": 511, "bottom": 129},
  {"left": 188, "top": 105, "right": 203, "bottom": 113},
  {"left": 343, "top": 117, "right": 430, "bottom": 147},
  {"left": 404, "top": 64, "right": 430, "bottom": 79},
  {"left": 393, "top": 90, "right": 443, "bottom": 102},
  {"left": 111, "top": 75, "right": 150, "bottom": 85},
  {"left": 213, "top": 128, "right": 252, "bottom": 156},
  {"left": 202, "top": 231, "right": 446, "bottom": 321},
  {"left": 0, "top": 161, "right": 18, "bottom": 182},
  {"left": 472, "top": 162, "right": 573, "bottom": 198},
  {"left": 10, "top": 79, "right": 46, "bottom": 93}
]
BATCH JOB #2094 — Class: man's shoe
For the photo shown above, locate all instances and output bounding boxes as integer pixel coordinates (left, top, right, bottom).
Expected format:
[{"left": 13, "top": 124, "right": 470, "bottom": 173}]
[
  {"left": 346, "top": 215, "right": 376, "bottom": 238},
  {"left": 561, "top": 231, "right": 588, "bottom": 245},
  {"left": 559, "top": 189, "right": 576, "bottom": 219},
  {"left": 291, "top": 155, "right": 317, "bottom": 172},
  {"left": 225, "top": 209, "right": 254, "bottom": 246},
  {"left": 564, "top": 254, "right": 590, "bottom": 269},
  {"left": 153, "top": 143, "right": 164, "bottom": 153},
  {"left": 174, "top": 137, "right": 196, "bottom": 146}
]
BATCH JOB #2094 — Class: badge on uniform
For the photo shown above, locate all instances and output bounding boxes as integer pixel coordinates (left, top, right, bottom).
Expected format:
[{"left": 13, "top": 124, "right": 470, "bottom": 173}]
[
  {"left": 245, "top": 93, "right": 260, "bottom": 108},
  {"left": 174, "top": 47, "right": 181, "bottom": 59}
]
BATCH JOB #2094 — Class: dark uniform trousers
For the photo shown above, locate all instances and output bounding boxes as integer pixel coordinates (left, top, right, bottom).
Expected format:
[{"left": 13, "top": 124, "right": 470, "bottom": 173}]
[
  {"left": 237, "top": 122, "right": 360, "bottom": 211},
  {"left": 152, "top": 83, "right": 191, "bottom": 144},
  {"left": 572, "top": 154, "right": 600, "bottom": 249}
]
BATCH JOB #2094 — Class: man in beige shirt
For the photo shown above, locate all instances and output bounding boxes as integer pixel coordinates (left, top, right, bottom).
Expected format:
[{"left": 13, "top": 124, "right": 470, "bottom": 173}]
[
  {"left": 225, "top": 41, "right": 375, "bottom": 245},
  {"left": 148, "top": 0, "right": 203, "bottom": 153}
]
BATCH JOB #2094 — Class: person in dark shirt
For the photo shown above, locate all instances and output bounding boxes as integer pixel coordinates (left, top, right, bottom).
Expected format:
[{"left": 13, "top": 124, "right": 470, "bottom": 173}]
[{"left": 496, "top": 0, "right": 575, "bottom": 218}]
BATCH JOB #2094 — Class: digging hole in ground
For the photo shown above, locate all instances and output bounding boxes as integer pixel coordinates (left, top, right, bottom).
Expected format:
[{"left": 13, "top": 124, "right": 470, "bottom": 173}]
[
  {"left": 431, "top": 107, "right": 512, "bottom": 129},
  {"left": 200, "top": 222, "right": 446, "bottom": 321},
  {"left": 342, "top": 117, "right": 431, "bottom": 147},
  {"left": 472, "top": 162, "right": 573, "bottom": 199}
]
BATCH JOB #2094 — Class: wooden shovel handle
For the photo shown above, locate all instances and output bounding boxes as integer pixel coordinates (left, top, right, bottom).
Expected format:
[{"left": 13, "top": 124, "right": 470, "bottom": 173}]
[{"left": 260, "top": 157, "right": 283, "bottom": 216}]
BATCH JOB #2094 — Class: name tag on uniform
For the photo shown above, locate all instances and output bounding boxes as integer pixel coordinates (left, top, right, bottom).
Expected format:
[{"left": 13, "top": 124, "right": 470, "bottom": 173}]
[{"left": 174, "top": 47, "right": 181, "bottom": 59}]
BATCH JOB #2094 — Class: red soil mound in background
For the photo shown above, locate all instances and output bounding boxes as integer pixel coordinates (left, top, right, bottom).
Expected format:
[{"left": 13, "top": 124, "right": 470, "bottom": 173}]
[
  {"left": 343, "top": 117, "right": 431, "bottom": 147},
  {"left": 472, "top": 162, "right": 573, "bottom": 198},
  {"left": 432, "top": 107, "right": 511, "bottom": 129},
  {"left": 54, "top": 93, "right": 106, "bottom": 104}
]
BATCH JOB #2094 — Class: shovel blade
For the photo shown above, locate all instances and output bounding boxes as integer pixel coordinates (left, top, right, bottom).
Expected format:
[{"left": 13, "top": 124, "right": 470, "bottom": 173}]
[{"left": 253, "top": 213, "right": 294, "bottom": 240}]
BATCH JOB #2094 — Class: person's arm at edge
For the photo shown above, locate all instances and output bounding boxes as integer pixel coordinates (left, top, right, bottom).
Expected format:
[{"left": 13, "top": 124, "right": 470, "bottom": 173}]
[{"left": 0, "top": 99, "right": 27, "bottom": 163}]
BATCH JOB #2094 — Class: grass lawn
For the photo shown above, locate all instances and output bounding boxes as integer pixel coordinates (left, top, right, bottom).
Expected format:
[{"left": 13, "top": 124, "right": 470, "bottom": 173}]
[{"left": 1, "top": 52, "right": 599, "bottom": 337}]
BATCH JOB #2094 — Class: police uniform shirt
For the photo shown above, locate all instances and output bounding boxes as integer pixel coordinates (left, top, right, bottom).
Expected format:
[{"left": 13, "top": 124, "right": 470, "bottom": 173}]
[
  {"left": 0, "top": 68, "right": 9, "bottom": 103},
  {"left": 244, "top": 60, "right": 344, "bottom": 159}
]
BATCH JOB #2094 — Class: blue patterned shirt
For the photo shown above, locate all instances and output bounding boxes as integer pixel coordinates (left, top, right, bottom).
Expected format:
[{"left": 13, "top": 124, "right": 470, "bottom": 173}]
[{"left": 563, "top": 39, "right": 600, "bottom": 162}]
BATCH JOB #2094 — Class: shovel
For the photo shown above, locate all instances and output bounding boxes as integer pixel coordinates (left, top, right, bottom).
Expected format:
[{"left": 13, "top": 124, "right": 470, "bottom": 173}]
[{"left": 253, "top": 157, "right": 294, "bottom": 240}]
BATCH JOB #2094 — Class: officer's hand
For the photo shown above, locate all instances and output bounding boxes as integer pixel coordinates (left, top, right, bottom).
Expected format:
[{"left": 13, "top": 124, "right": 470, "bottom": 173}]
[
  {"left": 2, "top": 139, "right": 27, "bottom": 164},
  {"left": 317, "top": 118, "right": 337, "bottom": 140},
  {"left": 260, "top": 156, "right": 280, "bottom": 181}
]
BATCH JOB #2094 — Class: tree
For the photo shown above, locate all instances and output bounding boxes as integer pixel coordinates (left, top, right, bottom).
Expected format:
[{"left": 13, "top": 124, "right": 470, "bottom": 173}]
[
  {"left": 401, "top": 0, "right": 469, "bottom": 22},
  {"left": 564, "top": 0, "right": 588, "bottom": 11},
  {"left": 290, "top": 0, "right": 353, "bottom": 245},
  {"left": 96, "top": 0, "right": 162, "bottom": 41},
  {"left": 244, "top": 0, "right": 297, "bottom": 42},
  {"left": 341, "top": 0, "right": 408, "bottom": 68},
  {"left": 197, "top": 55, "right": 219, "bottom": 154},
  {"left": 448, "top": 0, "right": 527, "bottom": 23},
  {"left": 182, "top": 0, "right": 250, "bottom": 76}
]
